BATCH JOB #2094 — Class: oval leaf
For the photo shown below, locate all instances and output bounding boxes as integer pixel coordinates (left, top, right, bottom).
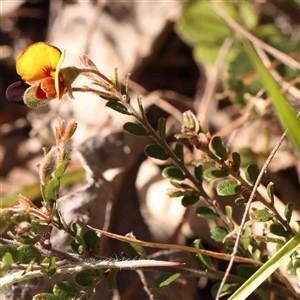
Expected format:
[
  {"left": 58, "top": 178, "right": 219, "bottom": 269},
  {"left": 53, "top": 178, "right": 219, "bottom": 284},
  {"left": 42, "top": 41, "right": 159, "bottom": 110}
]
[
  {"left": 75, "top": 270, "right": 96, "bottom": 287},
  {"left": 194, "top": 165, "right": 203, "bottom": 183},
  {"left": 145, "top": 144, "right": 168, "bottom": 161},
  {"left": 83, "top": 230, "right": 100, "bottom": 256},
  {"left": 106, "top": 101, "right": 131, "bottom": 115},
  {"left": 269, "top": 222, "right": 288, "bottom": 237},
  {"left": 267, "top": 182, "right": 274, "bottom": 204},
  {"left": 217, "top": 179, "right": 241, "bottom": 196},
  {"left": 284, "top": 202, "right": 294, "bottom": 224},
  {"left": 190, "top": 239, "right": 212, "bottom": 268},
  {"left": 196, "top": 206, "right": 216, "bottom": 219},
  {"left": 232, "top": 152, "right": 241, "bottom": 171},
  {"left": 158, "top": 118, "right": 166, "bottom": 140},
  {"left": 123, "top": 232, "right": 147, "bottom": 258},
  {"left": 0, "top": 245, "right": 19, "bottom": 262},
  {"left": 162, "top": 166, "right": 186, "bottom": 181},
  {"left": 123, "top": 122, "right": 148, "bottom": 136},
  {"left": 53, "top": 281, "right": 78, "bottom": 298},
  {"left": 250, "top": 209, "right": 273, "bottom": 222},
  {"left": 245, "top": 164, "right": 260, "bottom": 184},
  {"left": 204, "top": 167, "right": 229, "bottom": 179},
  {"left": 211, "top": 136, "right": 228, "bottom": 161},
  {"left": 154, "top": 273, "right": 181, "bottom": 290},
  {"left": 17, "top": 245, "right": 42, "bottom": 264},
  {"left": 210, "top": 226, "right": 229, "bottom": 242},
  {"left": 212, "top": 282, "right": 240, "bottom": 298},
  {"left": 174, "top": 143, "right": 184, "bottom": 163},
  {"left": 181, "top": 195, "right": 199, "bottom": 207}
]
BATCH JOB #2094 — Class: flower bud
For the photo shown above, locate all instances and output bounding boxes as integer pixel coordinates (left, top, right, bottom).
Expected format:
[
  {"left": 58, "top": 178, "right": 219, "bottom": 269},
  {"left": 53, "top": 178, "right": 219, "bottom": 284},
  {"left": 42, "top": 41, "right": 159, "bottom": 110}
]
[
  {"left": 62, "top": 121, "right": 78, "bottom": 143},
  {"left": 39, "top": 146, "right": 58, "bottom": 185}
]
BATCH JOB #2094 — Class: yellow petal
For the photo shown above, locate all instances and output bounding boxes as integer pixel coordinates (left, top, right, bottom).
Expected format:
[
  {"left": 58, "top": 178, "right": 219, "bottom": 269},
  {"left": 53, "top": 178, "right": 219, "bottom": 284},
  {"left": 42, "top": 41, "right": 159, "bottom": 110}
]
[{"left": 16, "top": 42, "right": 62, "bottom": 81}]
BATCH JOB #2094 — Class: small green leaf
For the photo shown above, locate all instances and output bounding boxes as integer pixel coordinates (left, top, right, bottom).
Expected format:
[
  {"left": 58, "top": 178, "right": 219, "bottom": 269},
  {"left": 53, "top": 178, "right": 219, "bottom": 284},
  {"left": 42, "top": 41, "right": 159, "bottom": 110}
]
[
  {"left": 245, "top": 164, "right": 260, "bottom": 184},
  {"left": 0, "top": 245, "right": 19, "bottom": 262},
  {"left": 225, "top": 244, "right": 244, "bottom": 257},
  {"left": 44, "top": 178, "right": 60, "bottom": 202},
  {"left": 31, "top": 223, "right": 49, "bottom": 235},
  {"left": 106, "top": 269, "right": 118, "bottom": 291},
  {"left": 284, "top": 202, "right": 294, "bottom": 223},
  {"left": 123, "top": 122, "right": 148, "bottom": 136},
  {"left": 270, "top": 222, "right": 288, "bottom": 237},
  {"left": 211, "top": 136, "right": 228, "bottom": 161},
  {"left": 18, "top": 235, "right": 41, "bottom": 245},
  {"left": 106, "top": 101, "right": 131, "bottom": 115},
  {"left": 42, "top": 257, "right": 56, "bottom": 276},
  {"left": 242, "top": 226, "right": 251, "bottom": 250},
  {"left": 169, "top": 190, "right": 189, "bottom": 198},
  {"left": 75, "top": 270, "right": 96, "bottom": 286},
  {"left": 1, "top": 252, "right": 13, "bottom": 276},
  {"left": 53, "top": 281, "right": 78, "bottom": 298},
  {"left": 145, "top": 144, "right": 168, "bottom": 161},
  {"left": 192, "top": 158, "right": 216, "bottom": 166},
  {"left": 225, "top": 206, "right": 233, "bottom": 229},
  {"left": 3, "top": 251, "right": 13, "bottom": 264},
  {"left": 250, "top": 209, "right": 273, "bottom": 222},
  {"left": 63, "top": 149, "right": 72, "bottom": 160},
  {"left": 194, "top": 165, "right": 203, "bottom": 183},
  {"left": 267, "top": 182, "right": 274, "bottom": 204},
  {"left": 211, "top": 282, "right": 240, "bottom": 298},
  {"left": 235, "top": 197, "right": 247, "bottom": 204},
  {"left": 190, "top": 239, "right": 212, "bottom": 268},
  {"left": 72, "top": 223, "right": 82, "bottom": 244},
  {"left": 70, "top": 240, "right": 84, "bottom": 255},
  {"left": 286, "top": 259, "right": 300, "bottom": 275},
  {"left": 210, "top": 226, "right": 229, "bottom": 242},
  {"left": 158, "top": 118, "right": 166, "bottom": 140},
  {"left": 181, "top": 195, "right": 199, "bottom": 207},
  {"left": 17, "top": 245, "right": 42, "bottom": 264},
  {"left": 196, "top": 206, "right": 216, "bottom": 219},
  {"left": 204, "top": 167, "right": 229, "bottom": 179},
  {"left": 83, "top": 230, "right": 101, "bottom": 256},
  {"left": 154, "top": 273, "right": 181, "bottom": 290},
  {"left": 55, "top": 160, "right": 69, "bottom": 179},
  {"left": 251, "top": 247, "right": 261, "bottom": 261},
  {"left": 174, "top": 143, "right": 184, "bottom": 163},
  {"left": 123, "top": 232, "right": 147, "bottom": 258},
  {"left": 217, "top": 179, "right": 241, "bottom": 196},
  {"left": 232, "top": 152, "right": 241, "bottom": 171},
  {"left": 162, "top": 166, "right": 186, "bottom": 181},
  {"left": 170, "top": 180, "right": 182, "bottom": 188}
]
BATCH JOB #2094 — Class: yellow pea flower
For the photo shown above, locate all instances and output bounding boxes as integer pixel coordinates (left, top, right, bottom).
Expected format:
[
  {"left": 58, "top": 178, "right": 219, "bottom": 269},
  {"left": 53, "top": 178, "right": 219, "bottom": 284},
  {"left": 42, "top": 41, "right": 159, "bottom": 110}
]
[{"left": 16, "top": 42, "right": 66, "bottom": 100}]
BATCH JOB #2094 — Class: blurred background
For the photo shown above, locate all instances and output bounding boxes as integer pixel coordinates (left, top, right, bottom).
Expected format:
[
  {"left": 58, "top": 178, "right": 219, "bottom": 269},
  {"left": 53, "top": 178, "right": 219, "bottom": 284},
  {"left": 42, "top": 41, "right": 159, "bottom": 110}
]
[{"left": 1, "top": 1, "right": 300, "bottom": 299}]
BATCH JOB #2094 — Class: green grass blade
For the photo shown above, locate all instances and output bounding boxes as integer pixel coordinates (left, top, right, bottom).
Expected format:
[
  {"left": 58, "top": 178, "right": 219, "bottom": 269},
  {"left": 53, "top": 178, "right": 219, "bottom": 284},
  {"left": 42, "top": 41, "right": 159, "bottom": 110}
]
[
  {"left": 228, "top": 230, "right": 300, "bottom": 299},
  {"left": 243, "top": 40, "right": 300, "bottom": 156}
]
